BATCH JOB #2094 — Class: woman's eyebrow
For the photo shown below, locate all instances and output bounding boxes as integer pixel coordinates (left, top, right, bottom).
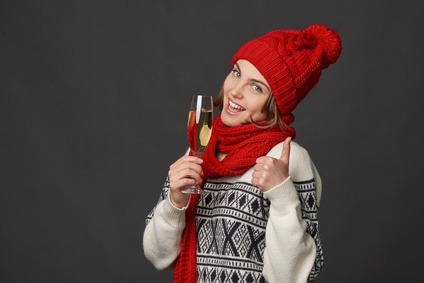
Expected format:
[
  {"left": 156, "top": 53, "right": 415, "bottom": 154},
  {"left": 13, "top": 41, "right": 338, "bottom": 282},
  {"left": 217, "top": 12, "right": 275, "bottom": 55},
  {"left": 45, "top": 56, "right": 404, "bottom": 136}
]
[
  {"left": 235, "top": 62, "right": 270, "bottom": 92},
  {"left": 250, "top": 78, "right": 270, "bottom": 91},
  {"left": 235, "top": 62, "right": 241, "bottom": 73}
]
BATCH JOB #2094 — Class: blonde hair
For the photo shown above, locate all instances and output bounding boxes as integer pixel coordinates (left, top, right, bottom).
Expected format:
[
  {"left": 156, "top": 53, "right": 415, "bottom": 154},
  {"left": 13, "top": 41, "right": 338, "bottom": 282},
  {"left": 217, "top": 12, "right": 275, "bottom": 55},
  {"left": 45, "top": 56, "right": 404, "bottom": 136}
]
[{"left": 213, "top": 87, "right": 287, "bottom": 130}]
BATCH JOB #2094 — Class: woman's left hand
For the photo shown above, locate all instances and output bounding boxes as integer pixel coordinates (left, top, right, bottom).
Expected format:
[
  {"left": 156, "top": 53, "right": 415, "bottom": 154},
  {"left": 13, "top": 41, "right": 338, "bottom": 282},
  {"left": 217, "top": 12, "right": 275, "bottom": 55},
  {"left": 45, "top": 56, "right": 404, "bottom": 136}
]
[{"left": 251, "top": 137, "right": 291, "bottom": 192}]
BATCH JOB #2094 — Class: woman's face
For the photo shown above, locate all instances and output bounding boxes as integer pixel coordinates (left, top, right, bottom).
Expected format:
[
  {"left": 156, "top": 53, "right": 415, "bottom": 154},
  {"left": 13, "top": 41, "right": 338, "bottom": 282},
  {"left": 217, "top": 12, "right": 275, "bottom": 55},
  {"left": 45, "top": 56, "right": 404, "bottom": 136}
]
[{"left": 220, "top": 59, "right": 271, "bottom": 127}]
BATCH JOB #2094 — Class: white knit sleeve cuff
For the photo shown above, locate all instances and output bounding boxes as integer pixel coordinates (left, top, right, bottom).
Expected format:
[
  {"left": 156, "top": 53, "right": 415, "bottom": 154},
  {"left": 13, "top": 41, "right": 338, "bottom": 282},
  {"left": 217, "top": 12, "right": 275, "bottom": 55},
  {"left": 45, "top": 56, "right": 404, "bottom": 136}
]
[
  {"left": 159, "top": 194, "right": 188, "bottom": 228},
  {"left": 263, "top": 176, "right": 301, "bottom": 215}
]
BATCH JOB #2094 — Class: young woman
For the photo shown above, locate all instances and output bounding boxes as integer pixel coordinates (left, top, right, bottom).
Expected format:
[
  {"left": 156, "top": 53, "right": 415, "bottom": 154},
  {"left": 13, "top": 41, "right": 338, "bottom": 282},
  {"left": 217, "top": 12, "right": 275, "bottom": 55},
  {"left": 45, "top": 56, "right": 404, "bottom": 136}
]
[{"left": 143, "top": 24, "right": 342, "bottom": 283}]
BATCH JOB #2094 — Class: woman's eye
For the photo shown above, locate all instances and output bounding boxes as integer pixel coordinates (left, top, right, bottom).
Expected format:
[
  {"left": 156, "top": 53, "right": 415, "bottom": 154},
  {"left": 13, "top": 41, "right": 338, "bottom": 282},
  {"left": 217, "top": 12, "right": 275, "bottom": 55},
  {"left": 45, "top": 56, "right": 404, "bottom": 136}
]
[
  {"left": 252, "top": 84, "right": 263, "bottom": 93},
  {"left": 232, "top": 69, "right": 241, "bottom": 78}
]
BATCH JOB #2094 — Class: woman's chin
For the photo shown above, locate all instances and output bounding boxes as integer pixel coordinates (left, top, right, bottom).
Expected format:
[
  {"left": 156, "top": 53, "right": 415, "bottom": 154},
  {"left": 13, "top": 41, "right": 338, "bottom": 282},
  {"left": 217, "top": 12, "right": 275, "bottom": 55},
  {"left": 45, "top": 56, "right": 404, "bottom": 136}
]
[{"left": 220, "top": 112, "right": 242, "bottom": 127}]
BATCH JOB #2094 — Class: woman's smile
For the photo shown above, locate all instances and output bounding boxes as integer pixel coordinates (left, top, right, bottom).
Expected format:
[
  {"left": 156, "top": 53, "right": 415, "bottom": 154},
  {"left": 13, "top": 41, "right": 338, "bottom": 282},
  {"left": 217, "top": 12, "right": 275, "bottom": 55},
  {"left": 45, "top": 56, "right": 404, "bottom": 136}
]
[{"left": 226, "top": 99, "right": 246, "bottom": 114}]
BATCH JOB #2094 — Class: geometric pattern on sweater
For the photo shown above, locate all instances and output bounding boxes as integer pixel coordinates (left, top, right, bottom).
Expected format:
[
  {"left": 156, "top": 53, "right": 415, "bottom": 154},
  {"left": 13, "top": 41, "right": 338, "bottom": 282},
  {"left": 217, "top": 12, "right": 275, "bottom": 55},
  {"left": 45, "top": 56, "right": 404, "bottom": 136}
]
[
  {"left": 145, "top": 177, "right": 323, "bottom": 283},
  {"left": 145, "top": 178, "right": 171, "bottom": 225},
  {"left": 196, "top": 181, "right": 269, "bottom": 283},
  {"left": 293, "top": 180, "right": 323, "bottom": 282}
]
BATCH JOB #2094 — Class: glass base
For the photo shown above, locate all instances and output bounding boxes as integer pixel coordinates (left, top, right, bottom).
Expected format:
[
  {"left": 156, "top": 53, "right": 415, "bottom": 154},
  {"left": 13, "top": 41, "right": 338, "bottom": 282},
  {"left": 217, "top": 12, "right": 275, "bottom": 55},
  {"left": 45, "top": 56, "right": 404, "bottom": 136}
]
[{"left": 182, "top": 185, "right": 208, "bottom": 195}]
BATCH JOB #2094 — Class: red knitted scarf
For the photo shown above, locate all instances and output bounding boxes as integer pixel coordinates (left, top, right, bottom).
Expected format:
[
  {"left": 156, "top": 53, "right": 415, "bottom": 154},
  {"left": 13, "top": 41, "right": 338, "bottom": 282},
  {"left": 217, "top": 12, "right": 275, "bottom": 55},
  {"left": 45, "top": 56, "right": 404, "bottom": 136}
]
[{"left": 173, "top": 116, "right": 295, "bottom": 283}]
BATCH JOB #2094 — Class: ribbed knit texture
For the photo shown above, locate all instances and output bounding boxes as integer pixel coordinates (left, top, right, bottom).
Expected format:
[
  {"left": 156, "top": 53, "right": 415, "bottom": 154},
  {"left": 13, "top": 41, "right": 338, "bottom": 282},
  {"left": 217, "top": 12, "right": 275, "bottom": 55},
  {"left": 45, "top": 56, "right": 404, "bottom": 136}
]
[
  {"left": 232, "top": 24, "right": 342, "bottom": 123},
  {"left": 173, "top": 116, "right": 293, "bottom": 282},
  {"left": 201, "top": 117, "right": 294, "bottom": 180},
  {"left": 172, "top": 193, "right": 200, "bottom": 283}
]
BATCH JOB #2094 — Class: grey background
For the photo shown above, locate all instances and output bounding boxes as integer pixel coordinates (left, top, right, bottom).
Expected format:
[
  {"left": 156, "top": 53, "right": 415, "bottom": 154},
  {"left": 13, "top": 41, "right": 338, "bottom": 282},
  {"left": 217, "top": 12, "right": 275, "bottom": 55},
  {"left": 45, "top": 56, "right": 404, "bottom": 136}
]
[{"left": 1, "top": 0, "right": 422, "bottom": 282}]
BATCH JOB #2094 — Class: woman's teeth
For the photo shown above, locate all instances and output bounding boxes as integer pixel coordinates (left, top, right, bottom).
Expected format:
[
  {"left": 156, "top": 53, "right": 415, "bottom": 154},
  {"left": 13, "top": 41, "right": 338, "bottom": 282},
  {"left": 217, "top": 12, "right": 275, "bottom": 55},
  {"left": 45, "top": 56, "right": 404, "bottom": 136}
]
[{"left": 229, "top": 100, "right": 245, "bottom": 111}]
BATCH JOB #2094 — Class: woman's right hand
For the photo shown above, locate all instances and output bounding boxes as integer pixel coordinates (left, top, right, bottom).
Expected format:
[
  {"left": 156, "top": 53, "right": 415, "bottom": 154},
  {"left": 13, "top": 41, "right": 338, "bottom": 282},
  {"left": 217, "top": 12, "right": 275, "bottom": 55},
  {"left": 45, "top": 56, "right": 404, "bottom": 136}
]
[{"left": 167, "top": 156, "right": 203, "bottom": 208}]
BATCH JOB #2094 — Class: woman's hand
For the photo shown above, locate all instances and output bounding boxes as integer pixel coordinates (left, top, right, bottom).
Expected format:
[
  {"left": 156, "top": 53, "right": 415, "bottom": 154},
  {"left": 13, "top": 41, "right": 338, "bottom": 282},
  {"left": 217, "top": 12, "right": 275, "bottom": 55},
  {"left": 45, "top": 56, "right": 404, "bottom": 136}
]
[
  {"left": 168, "top": 156, "right": 203, "bottom": 208},
  {"left": 252, "top": 137, "right": 291, "bottom": 192}
]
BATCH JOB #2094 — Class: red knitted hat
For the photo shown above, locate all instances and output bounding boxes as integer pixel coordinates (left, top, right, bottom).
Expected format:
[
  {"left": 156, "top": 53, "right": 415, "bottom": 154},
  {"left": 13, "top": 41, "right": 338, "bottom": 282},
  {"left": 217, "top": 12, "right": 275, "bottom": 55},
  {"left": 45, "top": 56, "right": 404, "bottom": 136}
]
[{"left": 232, "top": 24, "right": 342, "bottom": 124}]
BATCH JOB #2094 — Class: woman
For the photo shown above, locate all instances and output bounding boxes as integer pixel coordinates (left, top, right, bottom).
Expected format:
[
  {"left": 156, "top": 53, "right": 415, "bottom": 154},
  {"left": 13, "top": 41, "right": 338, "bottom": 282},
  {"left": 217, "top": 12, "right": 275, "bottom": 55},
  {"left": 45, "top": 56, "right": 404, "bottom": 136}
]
[{"left": 143, "top": 24, "right": 342, "bottom": 283}]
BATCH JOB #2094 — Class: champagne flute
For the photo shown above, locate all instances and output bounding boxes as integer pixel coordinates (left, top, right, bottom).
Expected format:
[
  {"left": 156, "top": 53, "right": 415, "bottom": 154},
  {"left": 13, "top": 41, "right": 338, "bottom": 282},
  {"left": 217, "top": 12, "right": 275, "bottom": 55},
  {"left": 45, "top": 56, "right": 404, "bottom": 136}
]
[{"left": 182, "top": 95, "right": 213, "bottom": 194}]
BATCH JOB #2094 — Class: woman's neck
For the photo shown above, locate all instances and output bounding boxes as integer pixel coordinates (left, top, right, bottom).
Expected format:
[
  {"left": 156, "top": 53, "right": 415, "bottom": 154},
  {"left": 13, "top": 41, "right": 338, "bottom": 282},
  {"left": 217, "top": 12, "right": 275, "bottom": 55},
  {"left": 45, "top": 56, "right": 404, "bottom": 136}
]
[{"left": 217, "top": 152, "right": 226, "bottom": 161}]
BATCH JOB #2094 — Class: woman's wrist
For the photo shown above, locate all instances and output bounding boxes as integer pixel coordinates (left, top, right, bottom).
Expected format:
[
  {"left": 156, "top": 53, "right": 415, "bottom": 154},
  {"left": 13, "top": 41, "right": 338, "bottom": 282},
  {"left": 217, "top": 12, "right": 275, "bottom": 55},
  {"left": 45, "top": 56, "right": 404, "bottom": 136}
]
[{"left": 168, "top": 192, "right": 190, "bottom": 210}]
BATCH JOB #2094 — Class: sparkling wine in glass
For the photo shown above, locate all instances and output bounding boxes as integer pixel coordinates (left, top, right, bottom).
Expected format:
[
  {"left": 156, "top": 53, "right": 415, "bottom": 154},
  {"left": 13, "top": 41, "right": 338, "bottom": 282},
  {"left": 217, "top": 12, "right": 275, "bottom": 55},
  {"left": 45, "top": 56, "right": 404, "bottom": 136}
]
[{"left": 182, "top": 95, "right": 213, "bottom": 194}]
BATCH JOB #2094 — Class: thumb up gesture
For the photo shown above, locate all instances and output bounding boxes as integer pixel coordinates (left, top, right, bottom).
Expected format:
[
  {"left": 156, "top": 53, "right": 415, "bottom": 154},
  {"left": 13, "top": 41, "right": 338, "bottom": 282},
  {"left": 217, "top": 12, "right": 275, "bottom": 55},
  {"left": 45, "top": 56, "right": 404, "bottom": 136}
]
[{"left": 251, "top": 137, "right": 291, "bottom": 192}]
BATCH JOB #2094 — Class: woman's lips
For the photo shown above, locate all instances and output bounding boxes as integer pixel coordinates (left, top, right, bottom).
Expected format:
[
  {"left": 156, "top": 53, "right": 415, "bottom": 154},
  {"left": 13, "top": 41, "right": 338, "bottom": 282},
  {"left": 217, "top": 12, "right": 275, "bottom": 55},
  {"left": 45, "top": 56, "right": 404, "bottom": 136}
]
[{"left": 226, "top": 99, "right": 245, "bottom": 114}]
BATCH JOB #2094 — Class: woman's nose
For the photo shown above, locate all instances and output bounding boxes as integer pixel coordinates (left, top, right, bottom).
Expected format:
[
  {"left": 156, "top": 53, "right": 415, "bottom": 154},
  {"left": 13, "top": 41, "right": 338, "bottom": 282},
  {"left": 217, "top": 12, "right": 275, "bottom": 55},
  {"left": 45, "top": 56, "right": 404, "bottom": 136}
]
[{"left": 230, "top": 82, "right": 243, "bottom": 98}]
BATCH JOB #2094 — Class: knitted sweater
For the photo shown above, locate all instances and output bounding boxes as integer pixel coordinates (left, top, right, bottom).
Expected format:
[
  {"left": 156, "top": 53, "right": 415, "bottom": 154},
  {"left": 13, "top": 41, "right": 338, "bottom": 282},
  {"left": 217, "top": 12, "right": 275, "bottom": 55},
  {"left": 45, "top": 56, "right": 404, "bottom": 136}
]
[{"left": 143, "top": 141, "right": 323, "bottom": 283}]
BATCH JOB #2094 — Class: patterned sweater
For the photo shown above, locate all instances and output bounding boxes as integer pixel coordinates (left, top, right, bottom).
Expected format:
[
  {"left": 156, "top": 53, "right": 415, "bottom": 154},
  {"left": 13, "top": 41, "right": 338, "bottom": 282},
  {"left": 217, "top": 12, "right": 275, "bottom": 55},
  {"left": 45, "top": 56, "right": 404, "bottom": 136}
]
[{"left": 143, "top": 141, "right": 323, "bottom": 283}]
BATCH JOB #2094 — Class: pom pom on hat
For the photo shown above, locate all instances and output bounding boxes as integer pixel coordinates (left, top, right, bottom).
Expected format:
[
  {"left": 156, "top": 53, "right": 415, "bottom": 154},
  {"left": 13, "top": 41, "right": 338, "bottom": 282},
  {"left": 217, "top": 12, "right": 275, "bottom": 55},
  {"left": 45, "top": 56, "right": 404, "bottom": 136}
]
[
  {"left": 306, "top": 24, "right": 342, "bottom": 67},
  {"left": 232, "top": 24, "right": 342, "bottom": 124}
]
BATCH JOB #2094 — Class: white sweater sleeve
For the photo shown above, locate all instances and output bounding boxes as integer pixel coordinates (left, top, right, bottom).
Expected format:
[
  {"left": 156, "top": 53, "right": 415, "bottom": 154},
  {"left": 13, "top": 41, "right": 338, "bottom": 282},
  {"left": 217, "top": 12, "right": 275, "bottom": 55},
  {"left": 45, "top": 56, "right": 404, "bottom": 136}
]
[
  {"left": 261, "top": 142, "right": 321, "bottom": 283},
  {"left": 143, "top": 194, "right": 187, "bottom": 270}
]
